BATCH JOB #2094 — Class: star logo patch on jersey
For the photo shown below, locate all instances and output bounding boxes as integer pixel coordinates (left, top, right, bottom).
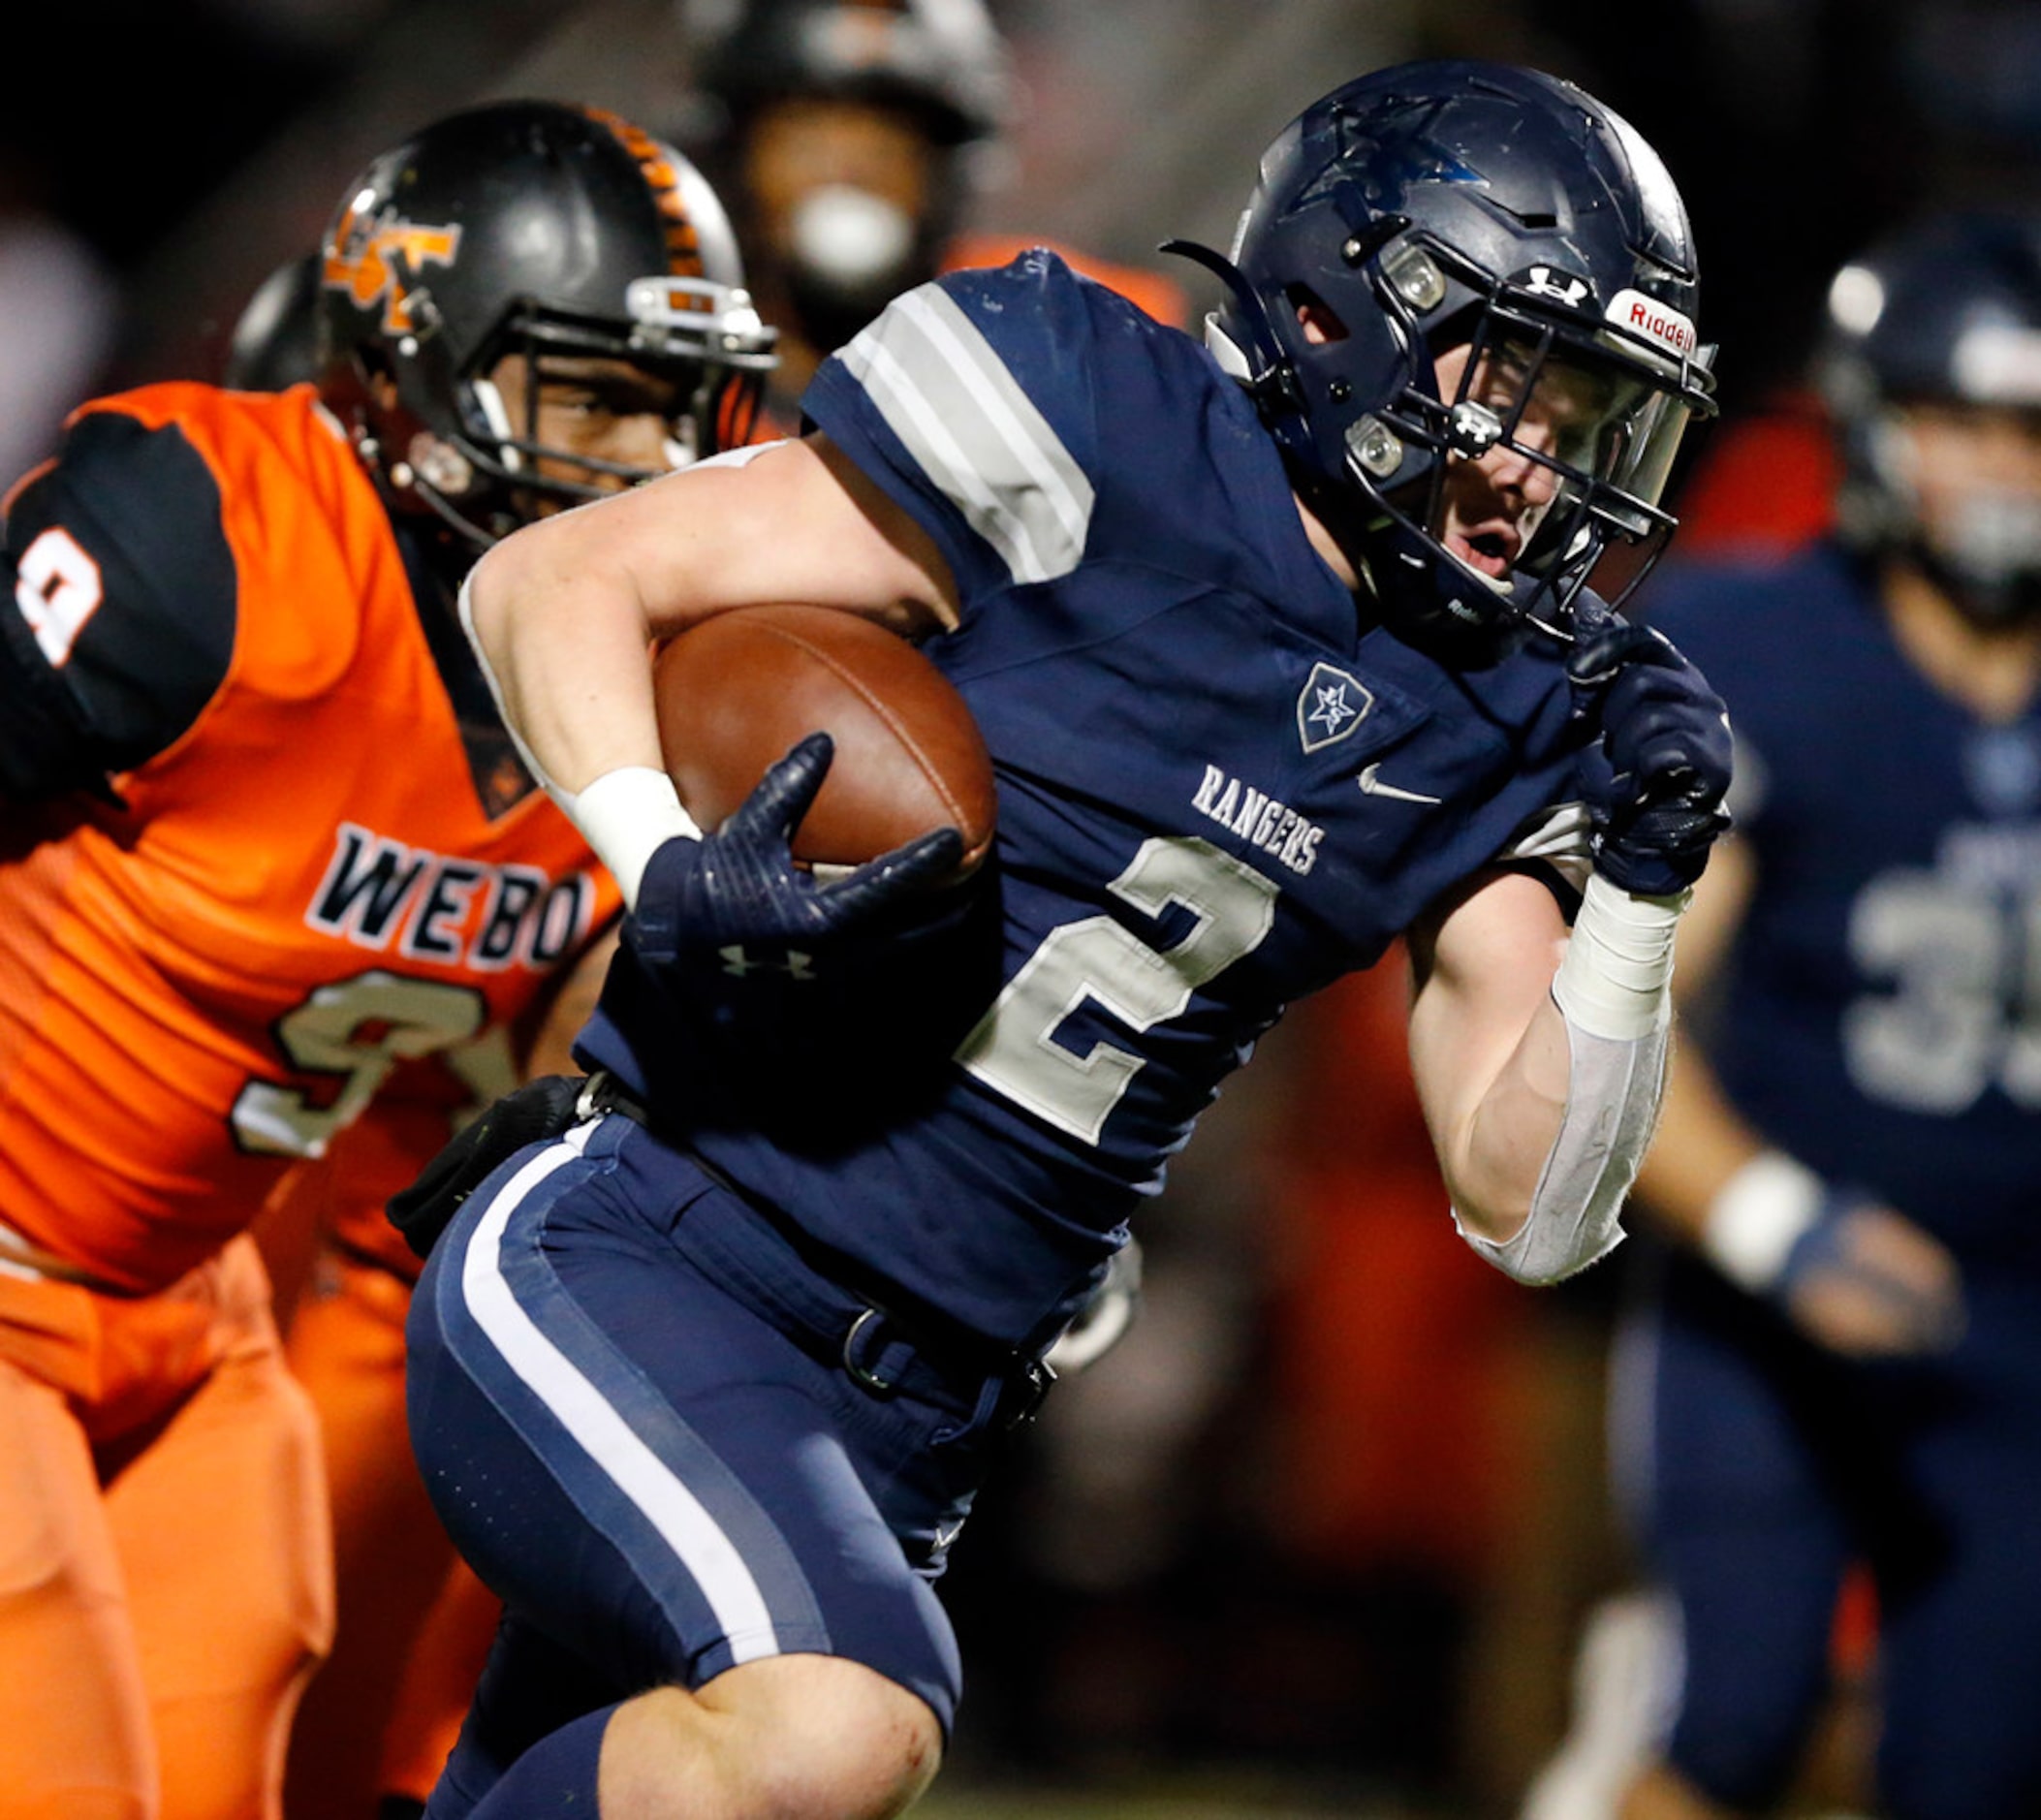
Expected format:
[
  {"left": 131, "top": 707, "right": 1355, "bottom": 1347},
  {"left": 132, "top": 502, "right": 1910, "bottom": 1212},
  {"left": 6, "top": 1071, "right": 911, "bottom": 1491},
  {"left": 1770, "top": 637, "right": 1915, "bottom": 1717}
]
[{"left": 1297, "top": 662, "right": 1374, "bottom": 753}]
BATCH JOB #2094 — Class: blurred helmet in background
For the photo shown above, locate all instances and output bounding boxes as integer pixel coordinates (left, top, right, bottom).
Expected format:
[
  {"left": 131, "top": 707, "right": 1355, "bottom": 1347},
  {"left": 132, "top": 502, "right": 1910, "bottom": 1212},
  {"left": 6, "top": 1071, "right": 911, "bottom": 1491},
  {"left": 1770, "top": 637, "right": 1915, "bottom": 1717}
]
[
  {"left": 679, "top": 0, "right": 1014, "bottom": 354},
  {"left": 224, "top": 251, "right": 325, "bottom": 392},
  {"left": 1820, "top": 209, "right": 2041, "bottom": 624}
]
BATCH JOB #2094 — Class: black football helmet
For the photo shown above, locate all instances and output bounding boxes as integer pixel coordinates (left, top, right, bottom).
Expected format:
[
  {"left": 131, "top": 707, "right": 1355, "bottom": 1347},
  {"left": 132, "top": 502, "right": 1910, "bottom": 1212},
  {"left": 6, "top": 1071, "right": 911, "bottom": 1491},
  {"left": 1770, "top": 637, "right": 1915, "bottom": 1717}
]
[
  {"left": 1819, "top": 210, "right": 2041, "bottom": 625},
  {"left": 1167, "top": 60, "right": 1716, "bottom": 651},
  {"left": 681, "top": 0, "right": 1014, "bottom": 355},
  {"left": 685, "top": 0, "right": 1011, "bottom": 147},
  {"left": 224, "top": 251, "right": 325, "bottom": 392},
  {"left": 317, "top": 99, "right": 776, "bottom": 549}
]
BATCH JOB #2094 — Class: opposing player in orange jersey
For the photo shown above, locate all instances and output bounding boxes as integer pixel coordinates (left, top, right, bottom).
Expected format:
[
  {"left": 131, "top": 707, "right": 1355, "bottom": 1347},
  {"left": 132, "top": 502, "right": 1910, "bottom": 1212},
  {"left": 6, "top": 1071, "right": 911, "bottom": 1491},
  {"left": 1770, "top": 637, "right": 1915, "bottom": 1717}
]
[{"left": 0, "top": 98, "right": 774, "bottom": 1820}]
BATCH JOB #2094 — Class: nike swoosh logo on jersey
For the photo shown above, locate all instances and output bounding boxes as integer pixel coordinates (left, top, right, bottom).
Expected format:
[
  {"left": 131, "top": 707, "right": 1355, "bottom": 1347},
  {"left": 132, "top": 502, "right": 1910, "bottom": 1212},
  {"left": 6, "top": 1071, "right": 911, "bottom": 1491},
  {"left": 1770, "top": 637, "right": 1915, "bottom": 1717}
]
[{"left": 1357, "top": 763, "right": 1441, "bottom": 804}]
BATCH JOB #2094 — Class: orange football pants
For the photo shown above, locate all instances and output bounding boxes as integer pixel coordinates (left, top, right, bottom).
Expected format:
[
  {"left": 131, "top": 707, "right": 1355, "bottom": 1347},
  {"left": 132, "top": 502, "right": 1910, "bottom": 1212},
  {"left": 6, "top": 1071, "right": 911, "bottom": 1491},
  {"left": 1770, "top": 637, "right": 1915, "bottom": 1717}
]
[
  {"left": 0, "top": 1234, "right": 333, "bottom": 1820},
  {"left": 281, "top": 1243, "right": 498, "bottom": 1818}
]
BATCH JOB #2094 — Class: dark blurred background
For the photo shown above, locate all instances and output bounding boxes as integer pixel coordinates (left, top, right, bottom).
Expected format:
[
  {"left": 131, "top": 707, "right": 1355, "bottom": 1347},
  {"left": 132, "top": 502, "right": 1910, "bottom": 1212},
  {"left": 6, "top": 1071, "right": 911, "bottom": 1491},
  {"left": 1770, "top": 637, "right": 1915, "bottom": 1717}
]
[
  {"left": 8, "top": 5, "right": 2039, "bottom": 1815},
  {"left": 17, "top": 1, "right": 2041, "bottom": 429}
]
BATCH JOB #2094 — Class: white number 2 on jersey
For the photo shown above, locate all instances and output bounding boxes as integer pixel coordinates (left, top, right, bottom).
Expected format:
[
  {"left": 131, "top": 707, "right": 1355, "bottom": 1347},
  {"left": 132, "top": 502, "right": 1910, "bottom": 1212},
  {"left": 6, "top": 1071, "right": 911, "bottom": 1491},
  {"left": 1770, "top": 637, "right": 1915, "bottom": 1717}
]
[{"left": 958, "top": 835, "right": 1279, "bottom": 1144}]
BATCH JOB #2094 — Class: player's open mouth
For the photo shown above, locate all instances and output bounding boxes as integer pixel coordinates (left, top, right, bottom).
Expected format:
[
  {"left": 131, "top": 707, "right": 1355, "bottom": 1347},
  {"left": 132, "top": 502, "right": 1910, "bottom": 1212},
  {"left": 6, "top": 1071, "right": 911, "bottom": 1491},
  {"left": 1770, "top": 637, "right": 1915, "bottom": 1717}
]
[{"left": 1445, "top": 524, "right": 1518, "bottom": 581}]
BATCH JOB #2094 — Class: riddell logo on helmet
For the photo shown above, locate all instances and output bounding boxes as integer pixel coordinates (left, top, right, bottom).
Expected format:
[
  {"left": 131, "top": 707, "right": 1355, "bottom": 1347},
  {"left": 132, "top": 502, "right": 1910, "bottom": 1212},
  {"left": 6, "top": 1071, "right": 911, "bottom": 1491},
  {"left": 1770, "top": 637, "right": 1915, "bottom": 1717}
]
[
  {"left": 1607, "top": 288, "right": 1697, "bottom": 359},
  {"left": 325, "top": 208, "right": 462, "bottom": 333},
  {"left": 585, "top": 107, "right": 706, "bottom": 277}
]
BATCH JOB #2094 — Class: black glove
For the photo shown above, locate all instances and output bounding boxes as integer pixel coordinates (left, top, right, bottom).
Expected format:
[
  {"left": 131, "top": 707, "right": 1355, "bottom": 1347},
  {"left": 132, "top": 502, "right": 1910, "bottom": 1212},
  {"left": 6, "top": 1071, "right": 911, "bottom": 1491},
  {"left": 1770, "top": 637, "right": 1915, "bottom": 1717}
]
[
  {"left": 386, "top": 1073, "right": 586, "bottom": 1259},
  {"left": 1567, "top": 621, "right": 1733, "bottom": 896},
  {"left": 625, "top": 730, "right": 964, "bottom": 986}
]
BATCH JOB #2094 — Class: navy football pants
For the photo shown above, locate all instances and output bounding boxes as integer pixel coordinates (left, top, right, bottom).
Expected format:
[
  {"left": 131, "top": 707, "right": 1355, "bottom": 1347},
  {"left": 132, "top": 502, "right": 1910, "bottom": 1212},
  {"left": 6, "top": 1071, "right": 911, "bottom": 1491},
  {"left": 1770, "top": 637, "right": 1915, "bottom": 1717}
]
[
  {"left": 405, "top": 1112, "right": 1008, "bottom": 1815},
  {"left": 1620, "top": 1255, "right": 2041, "bottom": 1820}
]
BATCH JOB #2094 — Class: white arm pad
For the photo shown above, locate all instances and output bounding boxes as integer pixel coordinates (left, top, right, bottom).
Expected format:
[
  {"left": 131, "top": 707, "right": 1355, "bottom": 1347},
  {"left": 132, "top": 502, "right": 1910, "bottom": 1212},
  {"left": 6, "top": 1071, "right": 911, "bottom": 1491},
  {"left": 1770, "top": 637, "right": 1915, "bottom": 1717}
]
[{"left": 1454, "top": 875, "right": 1682, "bottom": 1286}]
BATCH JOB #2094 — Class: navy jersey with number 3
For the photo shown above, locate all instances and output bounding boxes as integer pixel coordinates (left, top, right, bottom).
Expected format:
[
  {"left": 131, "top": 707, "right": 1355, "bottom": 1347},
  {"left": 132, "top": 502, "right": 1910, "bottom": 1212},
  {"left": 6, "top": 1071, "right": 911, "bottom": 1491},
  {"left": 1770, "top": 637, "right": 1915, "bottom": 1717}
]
[
  {"left": 579, "top": 251, "right": 1593, "bottom": 1342},
  {"left": 1646, "top": 540, "right": 2041, "bottom": 1268}
]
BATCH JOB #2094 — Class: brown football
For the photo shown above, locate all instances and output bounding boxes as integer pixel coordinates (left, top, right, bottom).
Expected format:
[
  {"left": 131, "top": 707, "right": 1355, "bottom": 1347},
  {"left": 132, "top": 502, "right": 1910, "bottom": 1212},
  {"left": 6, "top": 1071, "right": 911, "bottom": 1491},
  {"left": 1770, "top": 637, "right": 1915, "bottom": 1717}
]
[{"left": 653, "top": 605, "right": 996, "bottom": 878}]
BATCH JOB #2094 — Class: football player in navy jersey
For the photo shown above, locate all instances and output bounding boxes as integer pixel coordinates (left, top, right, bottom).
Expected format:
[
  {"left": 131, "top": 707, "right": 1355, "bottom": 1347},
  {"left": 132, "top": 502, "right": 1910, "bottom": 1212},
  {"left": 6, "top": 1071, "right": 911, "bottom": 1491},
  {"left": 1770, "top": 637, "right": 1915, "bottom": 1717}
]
[
  {"left": 404, "top": 61, "right": 1732, "bottom": 1819},
  {"left": 1539, "top": 213, "right": 2041, "bottom": 1820}
]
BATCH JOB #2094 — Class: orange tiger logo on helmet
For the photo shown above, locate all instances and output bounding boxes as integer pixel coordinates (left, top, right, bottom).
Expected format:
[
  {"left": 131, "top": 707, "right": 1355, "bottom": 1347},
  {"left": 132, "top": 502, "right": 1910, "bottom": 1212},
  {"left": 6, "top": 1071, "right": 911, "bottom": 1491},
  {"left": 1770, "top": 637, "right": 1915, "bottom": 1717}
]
[{"left": 324, "top": 205, "right": 463, "bottom": 334}]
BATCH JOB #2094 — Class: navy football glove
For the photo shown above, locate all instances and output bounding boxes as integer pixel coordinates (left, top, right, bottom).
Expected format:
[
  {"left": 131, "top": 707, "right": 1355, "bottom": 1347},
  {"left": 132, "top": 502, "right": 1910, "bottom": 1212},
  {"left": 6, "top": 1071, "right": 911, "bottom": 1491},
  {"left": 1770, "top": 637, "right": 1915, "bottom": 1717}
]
[
  {"left": 624, "top": 730, "right": 964, "bottom": 984},
  {"left": 1567, "top": 621, "right": 1733, "bottom": 896},
  {"left": 1774, "top": 1192, "right": 1966, "bottom": 1357}
]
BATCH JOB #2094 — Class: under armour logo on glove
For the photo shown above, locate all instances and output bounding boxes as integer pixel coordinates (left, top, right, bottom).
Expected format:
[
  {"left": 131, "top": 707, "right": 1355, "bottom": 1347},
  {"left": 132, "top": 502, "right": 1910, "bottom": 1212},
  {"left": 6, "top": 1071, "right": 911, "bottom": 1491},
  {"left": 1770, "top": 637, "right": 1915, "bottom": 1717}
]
[
  {"left": 1567, "top": 620, "right": 1733, "bottom": 897},
  {"left": 718, "top": 945, "right": 817, "bottom": 980}
]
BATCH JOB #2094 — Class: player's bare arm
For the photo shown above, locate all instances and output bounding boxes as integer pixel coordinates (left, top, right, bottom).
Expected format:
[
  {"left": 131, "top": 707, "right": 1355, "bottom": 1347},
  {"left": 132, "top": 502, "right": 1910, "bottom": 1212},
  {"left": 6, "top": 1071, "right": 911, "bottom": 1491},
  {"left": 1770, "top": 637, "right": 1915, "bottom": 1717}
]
[
  {"left": 1405, "top": 866, "right": 1574, "bottom": 1242},
  {"left": 462, "top": 434, "right": 956, "bottom": 802},
  {"left": 1408, "top": 621, "right": 1735, "bottom": 1286}
]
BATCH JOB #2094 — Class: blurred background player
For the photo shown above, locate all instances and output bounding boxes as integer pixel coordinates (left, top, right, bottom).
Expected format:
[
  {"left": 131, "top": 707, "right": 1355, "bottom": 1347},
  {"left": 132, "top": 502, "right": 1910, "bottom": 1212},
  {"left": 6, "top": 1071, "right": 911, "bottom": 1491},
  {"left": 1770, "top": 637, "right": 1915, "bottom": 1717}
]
[
  {"left": 1525, "top": 210, "right": 2041, "bottom": 1820},
  {"left": 0, "top": 97, "right": 771, "bottom": 1820},
  {"left": 222, "top": 249, "right": 325, "bottom": 395},
  {"left": 672, "top": 0, "right": 1187, "bottom": 424}
]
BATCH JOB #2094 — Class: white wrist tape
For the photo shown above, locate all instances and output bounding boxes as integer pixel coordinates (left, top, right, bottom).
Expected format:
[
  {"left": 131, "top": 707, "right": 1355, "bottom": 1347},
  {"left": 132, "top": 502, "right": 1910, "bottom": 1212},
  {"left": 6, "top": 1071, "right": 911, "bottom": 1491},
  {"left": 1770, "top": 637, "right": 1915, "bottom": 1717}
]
[
  {"left": 1699, "top": 1150, "right": 1824, "bottom": 1293},
  {"left": 455, "top": 574, "right": 702, "bottom": 910},
  {"left": 1552, "top": 873, "right": 1686, "bottom": 1041},
  {"left": 1455, "top": 1010, "right": 1669, "bottom": 1286},
  {"left": 557, "top": 767, "right": 702, "bottom": 913}
]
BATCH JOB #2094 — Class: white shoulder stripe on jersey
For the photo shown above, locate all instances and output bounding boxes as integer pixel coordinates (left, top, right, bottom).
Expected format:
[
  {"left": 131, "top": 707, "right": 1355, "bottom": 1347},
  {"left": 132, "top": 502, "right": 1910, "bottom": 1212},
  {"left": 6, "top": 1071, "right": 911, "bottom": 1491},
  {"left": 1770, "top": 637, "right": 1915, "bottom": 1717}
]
[
  {"left": 841, "top": 283, "right": 1094, "bottom": 585},
  {"left": 458, "top": 1126, "right": 782, "bottom": 1662}
]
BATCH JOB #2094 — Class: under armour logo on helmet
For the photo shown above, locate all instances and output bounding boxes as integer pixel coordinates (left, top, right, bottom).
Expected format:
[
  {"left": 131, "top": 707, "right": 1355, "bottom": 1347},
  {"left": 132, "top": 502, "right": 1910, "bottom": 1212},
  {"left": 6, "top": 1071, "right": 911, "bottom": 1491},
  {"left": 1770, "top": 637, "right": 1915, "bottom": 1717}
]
[{"left": 1518, "top": 265, "right": 1593, "bottom": 308}]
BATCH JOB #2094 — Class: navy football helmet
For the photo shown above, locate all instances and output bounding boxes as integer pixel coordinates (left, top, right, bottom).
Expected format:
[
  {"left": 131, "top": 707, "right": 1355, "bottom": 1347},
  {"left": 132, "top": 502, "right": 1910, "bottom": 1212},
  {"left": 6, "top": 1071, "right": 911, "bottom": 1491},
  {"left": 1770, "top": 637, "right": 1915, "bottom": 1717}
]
[
  {"left": 317, "top": 99, "right": 776, "bottom": 549},
  {"left": 1168, "top": 60, "right": 1716, "bottom": 649},
  {"left": 1820, "top": 210, "right": 2041, "bottom": 625}
]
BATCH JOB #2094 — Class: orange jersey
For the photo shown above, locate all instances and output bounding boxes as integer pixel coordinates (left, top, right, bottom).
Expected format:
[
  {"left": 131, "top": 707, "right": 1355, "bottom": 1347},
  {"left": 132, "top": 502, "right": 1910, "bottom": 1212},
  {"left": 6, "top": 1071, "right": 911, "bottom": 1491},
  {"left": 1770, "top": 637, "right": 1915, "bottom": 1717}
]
[{"left": 0, "top": 383, "right": 619, "bottom": 1292}]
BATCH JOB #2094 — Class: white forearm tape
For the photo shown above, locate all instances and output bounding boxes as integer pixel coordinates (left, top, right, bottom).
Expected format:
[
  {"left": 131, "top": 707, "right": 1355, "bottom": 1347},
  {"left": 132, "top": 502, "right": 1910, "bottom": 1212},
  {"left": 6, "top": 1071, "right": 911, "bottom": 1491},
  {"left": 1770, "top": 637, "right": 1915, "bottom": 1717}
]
[
  {"left": 556, "top": 768, "right": 702, "bottom": 913},
  {"left": 1551, "top": 872, "right": 1687, "bottom": 1041},
  {"left": 1458, "top": 1014, "right": 1669, "bottom": 1285},
  {"left": 1457, "top": 876, "right": 1683, "bottom": 1286},
  {"left": 1698, "top": 1149, "right": 1824, "bottom": 1293}
]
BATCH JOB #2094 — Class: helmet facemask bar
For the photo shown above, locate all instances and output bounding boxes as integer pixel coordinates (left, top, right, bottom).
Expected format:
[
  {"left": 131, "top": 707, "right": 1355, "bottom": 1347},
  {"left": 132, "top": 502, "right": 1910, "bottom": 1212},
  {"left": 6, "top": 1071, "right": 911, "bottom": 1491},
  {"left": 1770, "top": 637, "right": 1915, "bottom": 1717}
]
[
  {"left": 1352, "top": 234, "right": 1713, "bottom": 637},
  {"left": 427, "top": 276, "right": 778, "bottom": 536}
]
